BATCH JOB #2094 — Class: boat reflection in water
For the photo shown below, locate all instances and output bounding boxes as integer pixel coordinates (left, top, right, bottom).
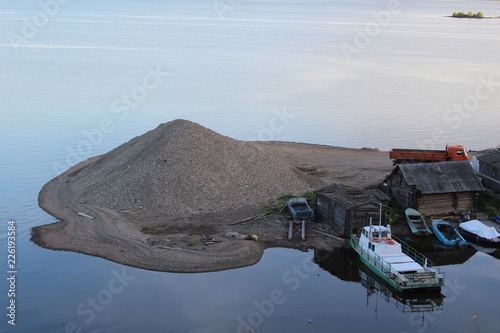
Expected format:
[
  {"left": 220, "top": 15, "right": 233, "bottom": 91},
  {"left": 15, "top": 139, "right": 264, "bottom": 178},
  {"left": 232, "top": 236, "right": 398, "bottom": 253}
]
[
  {"left": 314, "top": 248, "right": 444, "bottom": 319},
  {"left": 352, "top": 254, "right": 444, "bottom": 315}
]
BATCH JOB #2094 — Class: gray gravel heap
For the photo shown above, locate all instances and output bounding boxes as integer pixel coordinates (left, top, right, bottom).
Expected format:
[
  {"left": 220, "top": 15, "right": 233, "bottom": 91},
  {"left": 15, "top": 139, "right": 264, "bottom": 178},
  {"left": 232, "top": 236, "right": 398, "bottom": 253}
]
[{"left": 69, "top": 119, "right": 314, "bottom": 215}]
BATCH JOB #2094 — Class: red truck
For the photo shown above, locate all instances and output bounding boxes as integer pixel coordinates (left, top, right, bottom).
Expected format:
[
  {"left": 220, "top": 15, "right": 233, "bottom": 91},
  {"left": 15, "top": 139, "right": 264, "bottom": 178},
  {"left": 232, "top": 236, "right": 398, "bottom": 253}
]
[{"left": 389, "top": 145, "right": 469, "bottom": 164}]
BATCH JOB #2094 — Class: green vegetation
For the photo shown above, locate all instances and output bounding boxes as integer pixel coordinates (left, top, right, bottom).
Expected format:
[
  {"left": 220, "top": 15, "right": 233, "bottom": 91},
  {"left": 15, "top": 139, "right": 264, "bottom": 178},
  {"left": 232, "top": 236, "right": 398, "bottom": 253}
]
[
  {"left": 388, "top": 205, "right": 404, "bottom": 226},
  {"left": 265, "top": 191, "right": 317, "bottom": 213},
  {"left": 302, "top": 191, "right": 317, "bottom": 209},
  {"left": 142, "top": 226, "right": 167, "bottom": 234},
  {"left": 265, "top": 194, "right": 295, "bottom": 213},
  {"left": 476, "top": 192, "right": 500, "bottom": 217},
  {"left": 452, "top": 11, "right": 484, "bottom": 18}
]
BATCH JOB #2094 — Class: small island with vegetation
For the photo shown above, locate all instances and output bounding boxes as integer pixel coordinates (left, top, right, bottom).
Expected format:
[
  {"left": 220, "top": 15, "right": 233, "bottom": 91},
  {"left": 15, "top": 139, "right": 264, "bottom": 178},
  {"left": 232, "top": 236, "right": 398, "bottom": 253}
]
[
  {"left": 452, "top": 11, "right": 484, "bottom": 18},
  {"left": 450, "top": 11, "right": 500, "bottom": 19}
]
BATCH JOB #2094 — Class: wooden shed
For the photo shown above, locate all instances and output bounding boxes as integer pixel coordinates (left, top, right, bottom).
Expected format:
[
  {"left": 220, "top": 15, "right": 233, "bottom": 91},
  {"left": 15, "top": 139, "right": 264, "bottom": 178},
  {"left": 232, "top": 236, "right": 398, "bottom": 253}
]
[
  {"left": 315, "top": 184, "right": 390, "bottom": 236},
  {"left": 386, "top": 160, "right": 484, "bottom": 215},
  {"left": 477, "top": 151, "right": 500, "bottom": 192}
]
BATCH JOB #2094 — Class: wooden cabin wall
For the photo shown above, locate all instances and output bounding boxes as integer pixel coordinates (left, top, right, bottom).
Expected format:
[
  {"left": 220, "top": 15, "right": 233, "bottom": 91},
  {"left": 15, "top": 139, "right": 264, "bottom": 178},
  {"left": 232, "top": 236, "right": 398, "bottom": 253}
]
[
  {"left": 316, "top": 193, "right": 389, "bottom": 236},
  {"left": 316, "top": 195, "right": 341, "bottom": 223},
  {"left": 387, "top": 168, "right": 415, "bottom": 208},
  {"left": 483, "top": 178, "right": 500, "bottom": 192},
  {"left": 416, "top": 192, "right": 475, "bottom": 215},
  {"left": 456, "top": 192, "right": 476, "bottom": 211},
  {"left": 390, "top": 186, "right": 414, "bottom": 209},
  {"left": 315, "top": 195, "right": 330, "bottom": 221},
  {"left": 417, "top": 193, "right": 453, "bottom": 215},
  {"left": 348, "top": 204, "right": 388, "bottom": 235},
  {"left": 481, "top": 164, "right": 500, "bottom": 192},
  {"left": 316, "top": 195, "right": 348, "bottom": 235}
]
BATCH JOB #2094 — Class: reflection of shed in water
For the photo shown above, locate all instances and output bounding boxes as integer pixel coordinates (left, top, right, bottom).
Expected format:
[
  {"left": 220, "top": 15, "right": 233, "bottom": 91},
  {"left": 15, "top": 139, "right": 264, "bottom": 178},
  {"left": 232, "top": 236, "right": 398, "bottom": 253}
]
[
  {"left": 314, "top": 184, "right": 390, "bottom": 236},
  {"left": 314, "top": 248, "right": 360, "bottom": 282}
]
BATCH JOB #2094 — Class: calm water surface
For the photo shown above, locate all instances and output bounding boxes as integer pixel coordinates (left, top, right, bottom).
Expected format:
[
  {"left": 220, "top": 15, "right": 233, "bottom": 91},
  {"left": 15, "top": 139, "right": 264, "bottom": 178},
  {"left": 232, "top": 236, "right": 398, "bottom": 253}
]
[{"left": 1, "top": 0, "right": 500, "bottom": 332}]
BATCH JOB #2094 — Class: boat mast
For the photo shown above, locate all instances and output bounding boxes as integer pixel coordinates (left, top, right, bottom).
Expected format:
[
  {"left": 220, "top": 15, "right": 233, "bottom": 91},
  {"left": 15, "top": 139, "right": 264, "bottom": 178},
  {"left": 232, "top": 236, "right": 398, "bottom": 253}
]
[
  {"left": 369, "top": 217, "right": 373, "bottom": 238},
  {"left": 379, "top": 202, "right": 382, "bottom": 227}
]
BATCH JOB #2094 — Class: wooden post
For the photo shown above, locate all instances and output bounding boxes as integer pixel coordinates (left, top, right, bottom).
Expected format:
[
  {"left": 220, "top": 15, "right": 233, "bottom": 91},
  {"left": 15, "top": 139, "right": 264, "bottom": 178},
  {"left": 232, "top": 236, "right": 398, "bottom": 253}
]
[{"left": 301, "top": 220, "right": 306, "bottom": 241}]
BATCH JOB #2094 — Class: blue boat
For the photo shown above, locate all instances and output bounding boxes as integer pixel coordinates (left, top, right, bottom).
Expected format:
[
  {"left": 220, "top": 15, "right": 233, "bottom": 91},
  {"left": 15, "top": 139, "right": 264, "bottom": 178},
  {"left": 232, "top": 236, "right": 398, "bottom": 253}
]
[
  {"left": 431, "top": 219, "right": 468, "bottom": 248},
  {"left": 287, "top": 197, "right": 314, "bottom": 221}
]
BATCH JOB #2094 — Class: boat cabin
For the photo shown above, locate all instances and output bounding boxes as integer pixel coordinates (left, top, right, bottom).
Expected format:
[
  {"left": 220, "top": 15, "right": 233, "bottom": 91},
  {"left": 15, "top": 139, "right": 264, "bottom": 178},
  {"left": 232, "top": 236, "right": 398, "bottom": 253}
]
[
  {"left": 359, "top": 225, "right": 423, "bottom": 273},
  {"left": 351, "top": 224, "right": 445, "bottom": 290},
  {"left": 361, "top": 225, "right": 390, "bottom": 239}
]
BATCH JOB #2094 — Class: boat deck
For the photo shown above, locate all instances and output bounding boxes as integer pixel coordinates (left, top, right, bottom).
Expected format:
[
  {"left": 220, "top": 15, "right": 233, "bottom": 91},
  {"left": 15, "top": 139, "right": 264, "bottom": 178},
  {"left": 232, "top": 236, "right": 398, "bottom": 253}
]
[
  {"left": 382, "top": 255, "right": 423, "bottom": 272},
  {"left": 350, "top": 233, "right": 444, "bottom": 291}
]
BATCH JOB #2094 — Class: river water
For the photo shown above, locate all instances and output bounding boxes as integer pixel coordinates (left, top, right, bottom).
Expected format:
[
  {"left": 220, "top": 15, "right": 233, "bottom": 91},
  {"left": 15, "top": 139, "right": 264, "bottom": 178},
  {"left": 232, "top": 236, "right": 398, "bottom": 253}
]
[{"left": 1, "top": 0, "right": 500, "bottom": 332}]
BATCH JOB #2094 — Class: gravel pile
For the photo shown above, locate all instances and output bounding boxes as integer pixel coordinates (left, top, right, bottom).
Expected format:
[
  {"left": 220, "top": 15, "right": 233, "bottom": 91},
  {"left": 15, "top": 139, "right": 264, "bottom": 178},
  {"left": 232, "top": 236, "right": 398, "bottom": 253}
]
[{"left": 69, "top": 119, "right": 315, "bottom": 216}]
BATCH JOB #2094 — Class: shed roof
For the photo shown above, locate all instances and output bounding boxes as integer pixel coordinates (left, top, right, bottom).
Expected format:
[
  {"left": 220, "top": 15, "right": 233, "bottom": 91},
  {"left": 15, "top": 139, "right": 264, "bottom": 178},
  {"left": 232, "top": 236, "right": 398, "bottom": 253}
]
[
  {"left": 477, "top": 150, "right": 500, "bottom": 168},
  {"left": 396, "top": 160, "right": 484, "bottom": 194},
  {"left": 315, "top": 183, "right": 388, "bottom": 209}
]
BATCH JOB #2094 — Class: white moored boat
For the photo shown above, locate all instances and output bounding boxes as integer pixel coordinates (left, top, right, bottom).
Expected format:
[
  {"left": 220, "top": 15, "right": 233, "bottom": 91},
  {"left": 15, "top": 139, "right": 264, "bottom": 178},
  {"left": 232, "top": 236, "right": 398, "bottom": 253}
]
[{"left": 350, "top": 222, "right": 445, "bottom": 292}]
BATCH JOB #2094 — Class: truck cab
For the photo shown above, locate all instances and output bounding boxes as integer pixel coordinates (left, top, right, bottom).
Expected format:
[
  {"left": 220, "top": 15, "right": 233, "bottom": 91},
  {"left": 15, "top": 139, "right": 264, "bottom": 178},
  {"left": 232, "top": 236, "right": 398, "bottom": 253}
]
[{"left": 445, "top": 145, "right": 468, "bottom": 161}]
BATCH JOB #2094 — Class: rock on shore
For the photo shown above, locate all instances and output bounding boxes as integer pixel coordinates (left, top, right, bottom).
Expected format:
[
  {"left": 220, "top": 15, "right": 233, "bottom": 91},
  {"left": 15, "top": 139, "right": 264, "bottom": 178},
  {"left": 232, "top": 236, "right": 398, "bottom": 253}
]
[{"left": 69, "top": 119, "right": 317, "bottom": 216}]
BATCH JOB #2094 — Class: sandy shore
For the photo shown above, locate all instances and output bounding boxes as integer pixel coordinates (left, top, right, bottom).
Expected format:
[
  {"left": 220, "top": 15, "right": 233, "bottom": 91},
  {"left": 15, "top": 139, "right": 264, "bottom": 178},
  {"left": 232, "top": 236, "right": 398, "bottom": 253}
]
[{"left": 32, "top": 141, "right": 395, "bottom": 273}]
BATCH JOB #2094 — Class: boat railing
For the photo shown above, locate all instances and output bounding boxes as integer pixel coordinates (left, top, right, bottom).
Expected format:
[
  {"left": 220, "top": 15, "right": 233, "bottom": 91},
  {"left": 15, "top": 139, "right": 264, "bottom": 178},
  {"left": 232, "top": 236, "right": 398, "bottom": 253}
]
[
  {"left": 391, "top": 236, "right": 434, "bottom": 267},
  {"left": 350, "top": 234, "right": 393, "bottom": 275},
  {"left": 391, "top": 236, "right": 445, "bottom": 282},
  {"left": 351, "top": 234, "right": 445, "bottom": 287}
]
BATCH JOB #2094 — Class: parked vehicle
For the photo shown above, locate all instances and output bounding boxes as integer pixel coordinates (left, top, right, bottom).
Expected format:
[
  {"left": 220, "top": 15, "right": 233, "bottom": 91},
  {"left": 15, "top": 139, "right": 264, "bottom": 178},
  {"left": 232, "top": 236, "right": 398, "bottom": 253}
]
[
  {"left": 350, "top": 222, "right": 445, "bottom": 292},
  {"left": 389, "top": 145, "right": 468, "bottom": 164},
  {"left": 459, "top": 220, "right": 500, "bottom": 246},
  {"left": 405, "top": 208, "right": 433, "bottom": 236},
  {"left": 431, "top": 219, "right": 468, "bottom": 248}
]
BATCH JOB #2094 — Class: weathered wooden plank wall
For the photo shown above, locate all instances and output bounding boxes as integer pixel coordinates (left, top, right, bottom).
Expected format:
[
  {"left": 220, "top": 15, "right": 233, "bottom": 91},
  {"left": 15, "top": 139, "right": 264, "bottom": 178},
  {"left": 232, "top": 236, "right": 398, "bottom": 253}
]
[{"left": 417, "top": 192, "right": 475, "bottom": 215}]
